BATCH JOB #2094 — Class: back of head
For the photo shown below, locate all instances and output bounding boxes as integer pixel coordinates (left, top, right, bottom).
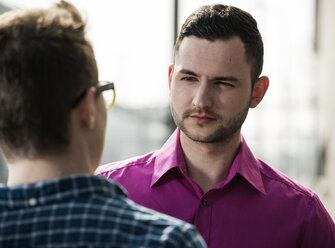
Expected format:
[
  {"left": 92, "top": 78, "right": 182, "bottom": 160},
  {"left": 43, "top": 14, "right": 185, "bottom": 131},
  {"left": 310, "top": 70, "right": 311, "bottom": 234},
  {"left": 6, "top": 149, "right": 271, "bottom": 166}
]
[
  {"left": 174, "top": 4, "right": 263, "bottom": 84},
  {"left": 0, "top": 1, "right": 98, "bottom": 160}
]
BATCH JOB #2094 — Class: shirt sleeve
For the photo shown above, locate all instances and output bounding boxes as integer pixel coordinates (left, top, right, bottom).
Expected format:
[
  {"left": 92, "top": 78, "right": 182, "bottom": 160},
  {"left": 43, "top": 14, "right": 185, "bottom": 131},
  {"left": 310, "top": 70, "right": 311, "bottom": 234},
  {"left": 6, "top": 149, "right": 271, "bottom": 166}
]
[
  {"left": 182, "top": 226, "right": 207, "bottom": 248},
  {"left": 165, "top": 224, "right": 207, "bottom": 248},
  {"left": 300, "top": 194, "right": 335, "bottom": 248}
]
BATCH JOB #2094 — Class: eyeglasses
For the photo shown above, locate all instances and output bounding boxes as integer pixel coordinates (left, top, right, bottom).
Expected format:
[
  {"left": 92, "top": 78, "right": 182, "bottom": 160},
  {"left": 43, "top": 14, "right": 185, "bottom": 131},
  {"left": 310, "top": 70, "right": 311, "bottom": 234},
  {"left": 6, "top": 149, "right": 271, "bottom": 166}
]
[{"left": 71, "top": 81, "right": 115, "bottom": 110}]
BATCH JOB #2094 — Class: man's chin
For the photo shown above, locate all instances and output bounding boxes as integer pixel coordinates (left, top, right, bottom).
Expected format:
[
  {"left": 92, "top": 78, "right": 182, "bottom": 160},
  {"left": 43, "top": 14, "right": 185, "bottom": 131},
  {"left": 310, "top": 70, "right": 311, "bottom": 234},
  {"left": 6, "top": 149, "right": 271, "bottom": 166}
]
[
  {"left": 180, "top": 127, "right": 222, "bottom": 143},
  {"left": 179, "top": 123, "right": 241, "bottom": 144}
]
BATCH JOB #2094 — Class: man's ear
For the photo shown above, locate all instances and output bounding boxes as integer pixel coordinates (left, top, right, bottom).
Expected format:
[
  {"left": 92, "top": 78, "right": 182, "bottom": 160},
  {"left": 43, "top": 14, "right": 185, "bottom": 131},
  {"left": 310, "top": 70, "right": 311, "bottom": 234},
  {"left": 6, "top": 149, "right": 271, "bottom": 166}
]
[
  {"left": 250, "top": 76, "right": 269, "bottom": 108},
  {"left": 76, "top": 87, "right": 96, "bottom": 130},
  {"left": 168, "top": 63, "right": 174, "bottom": 90}
]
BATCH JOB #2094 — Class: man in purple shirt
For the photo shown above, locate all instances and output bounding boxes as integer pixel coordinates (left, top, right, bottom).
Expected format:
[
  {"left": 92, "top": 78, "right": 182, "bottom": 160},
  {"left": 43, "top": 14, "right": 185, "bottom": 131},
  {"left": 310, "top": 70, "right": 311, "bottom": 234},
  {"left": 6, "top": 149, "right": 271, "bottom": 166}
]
[{"left": 96, "top": 4, "right": 335, "bottom": 248}]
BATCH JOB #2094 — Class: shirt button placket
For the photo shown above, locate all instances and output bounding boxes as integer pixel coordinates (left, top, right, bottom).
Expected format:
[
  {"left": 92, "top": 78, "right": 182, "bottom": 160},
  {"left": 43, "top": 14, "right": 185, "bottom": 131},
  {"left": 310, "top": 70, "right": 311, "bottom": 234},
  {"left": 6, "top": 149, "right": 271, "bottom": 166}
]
[{"left": 194, "top": 197, "right": 211, "bottom": 245}]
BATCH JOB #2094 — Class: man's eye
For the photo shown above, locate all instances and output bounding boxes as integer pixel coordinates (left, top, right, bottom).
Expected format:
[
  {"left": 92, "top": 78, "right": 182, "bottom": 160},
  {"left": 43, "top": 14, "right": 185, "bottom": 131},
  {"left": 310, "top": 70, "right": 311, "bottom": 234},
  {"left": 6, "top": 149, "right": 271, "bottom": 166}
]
[
  {"left": 216, "top": 81, "right": 234, "bottom": 87},
  {"left": 181, "top": 76, "right": 197, "bottom": 82}
]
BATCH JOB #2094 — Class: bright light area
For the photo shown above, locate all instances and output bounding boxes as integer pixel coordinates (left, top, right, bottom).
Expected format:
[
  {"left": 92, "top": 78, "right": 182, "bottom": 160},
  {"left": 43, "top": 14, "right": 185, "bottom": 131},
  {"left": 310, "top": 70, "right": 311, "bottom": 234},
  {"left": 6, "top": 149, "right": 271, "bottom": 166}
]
[{"left": 1, "top": 0, "right": 173, "bottom": 108}]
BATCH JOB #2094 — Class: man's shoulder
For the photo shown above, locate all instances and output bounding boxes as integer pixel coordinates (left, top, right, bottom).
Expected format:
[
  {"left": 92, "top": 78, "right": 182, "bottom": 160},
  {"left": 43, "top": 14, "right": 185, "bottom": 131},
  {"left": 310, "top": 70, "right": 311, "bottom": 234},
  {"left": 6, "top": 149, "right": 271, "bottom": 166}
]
[
  {"left": 259, "top": 160, "right": 315, "bottom": 199},
  {"left": 95, "top": 150, "right": 157, "bottom": 175},
  {"left": 100, "top": 196, "right": 206, "bottom": 247},
  {"left": 0, "top": 178, "right": 205, "bottom": 247},
  {"left": 257, "top": 161, "right": 335, "bottom": 246}
]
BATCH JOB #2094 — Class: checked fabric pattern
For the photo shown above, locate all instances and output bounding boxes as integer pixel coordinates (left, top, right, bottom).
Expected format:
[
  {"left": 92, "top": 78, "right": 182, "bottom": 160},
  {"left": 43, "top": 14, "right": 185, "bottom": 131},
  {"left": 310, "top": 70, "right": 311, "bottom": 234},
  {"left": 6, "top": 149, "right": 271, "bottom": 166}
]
[{"left": 0, "top": 174, "right": 206, "bottom": 248}]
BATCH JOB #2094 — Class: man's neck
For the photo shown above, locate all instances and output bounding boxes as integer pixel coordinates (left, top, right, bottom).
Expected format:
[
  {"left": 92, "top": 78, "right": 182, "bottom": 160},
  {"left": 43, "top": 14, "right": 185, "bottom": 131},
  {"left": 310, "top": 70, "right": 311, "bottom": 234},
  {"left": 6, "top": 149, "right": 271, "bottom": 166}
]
[
  {"left": 6, "top": 152, "right": 92, "bottom": 186},
  {"left": 180, "top": 131, "right": 241, "bottom": 194}
]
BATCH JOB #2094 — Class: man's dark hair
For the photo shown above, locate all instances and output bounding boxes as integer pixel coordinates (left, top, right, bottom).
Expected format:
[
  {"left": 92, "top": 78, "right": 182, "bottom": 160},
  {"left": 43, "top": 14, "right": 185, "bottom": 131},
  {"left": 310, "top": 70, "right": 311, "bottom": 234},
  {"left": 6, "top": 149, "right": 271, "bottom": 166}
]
[
  {"left": 174, "top": 4, "right": 264, "bottom": 84},
  {"left": 0, "top": 1, "right": 98, "bottom": 159}
]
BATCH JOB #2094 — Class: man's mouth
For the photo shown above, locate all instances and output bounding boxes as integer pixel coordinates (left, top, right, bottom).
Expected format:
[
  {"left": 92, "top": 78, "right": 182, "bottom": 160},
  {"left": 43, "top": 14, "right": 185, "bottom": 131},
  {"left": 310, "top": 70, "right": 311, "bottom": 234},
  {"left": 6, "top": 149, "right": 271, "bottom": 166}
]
[{"left": 189, "top": 113, "right": 216, "bottom": 123}]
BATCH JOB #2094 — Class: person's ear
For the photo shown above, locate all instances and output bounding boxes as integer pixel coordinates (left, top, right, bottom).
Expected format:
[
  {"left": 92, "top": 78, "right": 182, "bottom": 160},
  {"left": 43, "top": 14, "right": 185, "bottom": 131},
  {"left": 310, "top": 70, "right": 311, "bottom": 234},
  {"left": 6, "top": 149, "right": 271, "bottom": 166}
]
[
  {"left": 250, "top": 76, "right": 269, "bottom": 108},
  {"left": 77, "top": 87, "right": 96, "bottom": 130},
  {"left": 168, "top": 63, "right": 174, "bottom": 90}
]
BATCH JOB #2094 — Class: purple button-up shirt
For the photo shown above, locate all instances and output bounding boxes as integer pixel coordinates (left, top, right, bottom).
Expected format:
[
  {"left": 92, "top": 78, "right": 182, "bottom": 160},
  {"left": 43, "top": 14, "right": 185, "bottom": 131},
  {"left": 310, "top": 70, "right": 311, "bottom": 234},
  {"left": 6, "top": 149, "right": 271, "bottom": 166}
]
[{"left": 96, "top": 128, "right": 335, "bottom": 248}]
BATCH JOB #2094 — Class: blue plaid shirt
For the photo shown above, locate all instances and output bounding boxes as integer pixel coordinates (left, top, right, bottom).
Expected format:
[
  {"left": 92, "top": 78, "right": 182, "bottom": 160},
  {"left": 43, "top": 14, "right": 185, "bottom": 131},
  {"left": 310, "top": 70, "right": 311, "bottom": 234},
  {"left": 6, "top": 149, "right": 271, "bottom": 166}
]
[{"left": 0, "top": 174, "right": 206, "bottom": 248}]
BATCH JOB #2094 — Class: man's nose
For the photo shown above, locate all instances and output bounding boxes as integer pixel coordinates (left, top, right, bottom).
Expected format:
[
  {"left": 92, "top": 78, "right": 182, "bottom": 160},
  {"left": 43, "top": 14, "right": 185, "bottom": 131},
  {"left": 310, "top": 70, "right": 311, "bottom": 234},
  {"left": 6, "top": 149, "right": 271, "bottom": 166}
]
[{"left": 192, "top": 81, "right": 212, "bottom": 109}]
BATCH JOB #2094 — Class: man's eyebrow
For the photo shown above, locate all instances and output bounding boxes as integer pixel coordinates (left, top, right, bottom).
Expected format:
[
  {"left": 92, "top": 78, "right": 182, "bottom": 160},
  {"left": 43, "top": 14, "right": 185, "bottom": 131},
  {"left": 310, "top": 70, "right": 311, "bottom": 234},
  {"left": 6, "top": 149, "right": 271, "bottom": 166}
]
[
  {"left": 179, "top": 68, "right": 239, "bottom": 82},
  {"left": 179, "top": 69, "right": 199, "bottom": 77}
]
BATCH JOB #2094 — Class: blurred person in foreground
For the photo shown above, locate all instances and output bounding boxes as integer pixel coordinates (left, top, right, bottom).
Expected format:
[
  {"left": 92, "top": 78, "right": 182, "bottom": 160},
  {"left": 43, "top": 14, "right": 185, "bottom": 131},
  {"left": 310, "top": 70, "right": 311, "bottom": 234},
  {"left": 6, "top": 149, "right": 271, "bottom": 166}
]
[
  {"left": 0, "top": 1, "right": 206, "bottom": 247},
  {"left": 96, "top": 4, "right": 335, "bottom": 248}
]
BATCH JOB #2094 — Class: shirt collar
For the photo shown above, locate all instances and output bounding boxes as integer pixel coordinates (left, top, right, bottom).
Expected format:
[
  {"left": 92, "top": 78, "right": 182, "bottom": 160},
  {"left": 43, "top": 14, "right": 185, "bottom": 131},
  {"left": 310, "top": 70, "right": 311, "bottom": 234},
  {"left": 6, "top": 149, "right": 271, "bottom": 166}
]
[
  {"left": 151, "top": 128, "right": 186, "bottom": 187},
  {"left": 151, "top": 128, "right": 266, "bottom": 194},
  {"left": 0, "top": 174, "right": 127, "bottom": 209},
  {"left": 236, "top": 136, "right": 266, "bottom": 195}
]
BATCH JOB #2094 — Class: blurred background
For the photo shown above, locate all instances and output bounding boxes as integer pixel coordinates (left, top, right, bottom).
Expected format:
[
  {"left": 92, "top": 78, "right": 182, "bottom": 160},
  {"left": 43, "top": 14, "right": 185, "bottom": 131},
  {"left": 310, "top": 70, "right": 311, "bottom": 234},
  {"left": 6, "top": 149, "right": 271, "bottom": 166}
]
[{"left": 0, "top": 0, "right": 334, "bottom": 218}]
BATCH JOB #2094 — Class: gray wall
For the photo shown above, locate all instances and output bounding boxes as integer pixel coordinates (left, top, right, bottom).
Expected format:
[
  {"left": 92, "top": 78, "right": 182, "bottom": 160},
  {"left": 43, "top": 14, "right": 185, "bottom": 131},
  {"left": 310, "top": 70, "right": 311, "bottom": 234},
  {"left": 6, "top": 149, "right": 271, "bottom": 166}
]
[{"left": 0, "top": 151, "right": 7, "bottom": 184}]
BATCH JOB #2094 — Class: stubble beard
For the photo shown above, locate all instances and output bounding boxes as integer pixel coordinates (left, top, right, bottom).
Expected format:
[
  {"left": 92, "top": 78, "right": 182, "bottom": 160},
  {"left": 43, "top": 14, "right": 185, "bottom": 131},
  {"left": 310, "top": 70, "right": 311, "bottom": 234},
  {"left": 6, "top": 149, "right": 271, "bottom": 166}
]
[{"left": 170, "top": 101, "right": 251, "bottom": 144}]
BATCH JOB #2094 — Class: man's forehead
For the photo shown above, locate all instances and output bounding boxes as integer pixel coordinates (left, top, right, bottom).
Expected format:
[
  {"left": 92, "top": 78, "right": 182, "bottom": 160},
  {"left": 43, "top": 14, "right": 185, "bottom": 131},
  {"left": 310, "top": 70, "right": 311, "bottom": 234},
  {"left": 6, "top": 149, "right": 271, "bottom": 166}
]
[{"left": 175, "top": 37, "right": 249, "bottom": 69}]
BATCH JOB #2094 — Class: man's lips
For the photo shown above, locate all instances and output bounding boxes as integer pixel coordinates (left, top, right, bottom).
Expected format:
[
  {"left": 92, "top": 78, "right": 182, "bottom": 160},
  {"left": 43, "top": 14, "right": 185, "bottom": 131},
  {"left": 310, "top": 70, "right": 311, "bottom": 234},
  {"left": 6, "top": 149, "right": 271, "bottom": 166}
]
[{"left": 189, "top": 113, "right": 216, "bottom": 123}]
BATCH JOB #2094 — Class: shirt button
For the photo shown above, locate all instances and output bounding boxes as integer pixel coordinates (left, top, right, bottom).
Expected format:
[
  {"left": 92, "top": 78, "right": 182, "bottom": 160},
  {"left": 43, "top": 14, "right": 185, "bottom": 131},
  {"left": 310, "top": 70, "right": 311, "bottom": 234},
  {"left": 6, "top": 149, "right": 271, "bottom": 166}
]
[
  {"left": 201, "top": 199, "right": 208, "bottom": 206},
  {"left": 28, "top": 197, "right": 37, "bottom": 207}
]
